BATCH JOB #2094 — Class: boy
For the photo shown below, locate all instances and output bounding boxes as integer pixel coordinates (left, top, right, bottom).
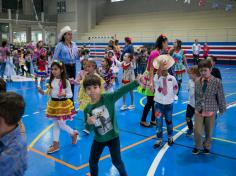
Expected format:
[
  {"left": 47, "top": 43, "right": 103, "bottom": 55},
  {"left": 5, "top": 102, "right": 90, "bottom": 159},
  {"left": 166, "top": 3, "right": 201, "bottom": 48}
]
[
  {"left": 83, "top": 74, "right": 139, "bottom": 176},
  {"left": 185, "top": 66, "right": 201, "bottom": 136},
  {"left": 152, "top": 55, "right": 178, "bottom": 148},
  {"left": 208, "top": 56, "right": 222, "bottom": 80},
  {"left": 0, "top": 92, "right": 27, "bottom": 175},
  {"left": 192, "top": 59, "right": 226, "bottom": 155},
  {"left": 0, "top": 78, "right": 25, "bottom": 136}
]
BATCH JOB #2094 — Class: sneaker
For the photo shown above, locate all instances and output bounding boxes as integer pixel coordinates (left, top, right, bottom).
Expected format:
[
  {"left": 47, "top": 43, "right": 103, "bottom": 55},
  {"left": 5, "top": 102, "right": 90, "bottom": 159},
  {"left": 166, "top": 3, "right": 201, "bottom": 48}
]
[
  {"left": 128, "top": 105, "right": 135, "bottom": 110},
  {"left": 120, "top": 105, "right": 127, "bottom": 111},
  {"left": 174, "top": 95, "right": 178, "bottom": 101},
  {"left": 203, "top": 148, "right": 210, "bottom": 154},
  {"left": 140, "top": 121, "right": 151, "bottom": 128},
  {"left": 186, "top": 129, "right": 193, "bottom": 136},
  {"left": 168, "top": 137, "right": 174, "bottom": 146},
  {"left": 71, "top": 131, "right": 79, "bottom": 144},
  {"left": 47, "top": 141, "right": 60, "bottom": 154},
  {"left": 82, "top": 129, "right": 90, "bottom": 135},
  {"left": 192, "top": 148, "right": 200, "bottom": 155},
  {"left": 153, "top": 139, "right": 163, "bottom": 149}
]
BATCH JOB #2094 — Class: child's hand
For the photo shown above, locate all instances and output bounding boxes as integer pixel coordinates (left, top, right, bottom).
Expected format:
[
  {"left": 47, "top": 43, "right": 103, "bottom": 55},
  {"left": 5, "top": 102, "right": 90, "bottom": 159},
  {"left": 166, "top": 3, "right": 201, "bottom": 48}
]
[
  {"left": 87, "top": 114, "right": 96, "bottom": 125},
  {"left": 37, "top": 87, "right": 44, "bottom": 95},
  {"left": 69, "top": 78, "right": 75, "bottom": 84}
]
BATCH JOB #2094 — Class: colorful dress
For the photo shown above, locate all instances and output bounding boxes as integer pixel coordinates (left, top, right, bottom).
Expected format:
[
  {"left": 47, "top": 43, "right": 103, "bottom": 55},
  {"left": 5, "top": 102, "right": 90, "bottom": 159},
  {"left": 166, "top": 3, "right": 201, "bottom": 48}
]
[
  {"left": 121, "top": 62, "right": 135, "bottom": 84},
  {"left": 99, "top": 67, "right": 115, "bottom": 92},
  {"left": 172, "top": 49, "right": 186, "bottom": 80},
  {"left": 46, "top": 79, "right": 76, "bottom": 120},
  {"left": 36, "top": 58, "right": 48, "bottom": 78},
  {"left": 4, "top": 57, "right": 16, "bottom": 77}
]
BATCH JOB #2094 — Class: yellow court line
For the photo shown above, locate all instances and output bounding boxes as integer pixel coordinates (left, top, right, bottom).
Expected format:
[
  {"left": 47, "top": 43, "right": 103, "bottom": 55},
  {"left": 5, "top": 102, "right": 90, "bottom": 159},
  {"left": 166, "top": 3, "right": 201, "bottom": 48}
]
[
  {"left": 28, "top": 92, "right": 236, "bottom": 171},
  {"left": 167, "top": 127, "right": 236, "bottom": 145},
  {"left": 28, "top": 124, "right": 54, "bottom": 149}
]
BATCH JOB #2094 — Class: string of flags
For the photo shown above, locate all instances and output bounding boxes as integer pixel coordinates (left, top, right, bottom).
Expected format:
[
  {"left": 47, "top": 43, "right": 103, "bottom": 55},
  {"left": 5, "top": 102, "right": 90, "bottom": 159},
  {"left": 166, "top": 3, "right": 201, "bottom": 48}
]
[{"left": 176, "top": 0, "right": 235, "bottom": 11}]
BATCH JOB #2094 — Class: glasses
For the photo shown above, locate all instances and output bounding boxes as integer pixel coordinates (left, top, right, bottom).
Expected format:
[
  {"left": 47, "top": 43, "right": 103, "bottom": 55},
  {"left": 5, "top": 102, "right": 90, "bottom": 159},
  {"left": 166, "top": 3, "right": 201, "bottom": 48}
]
[{"left": 66, "top": 32, "right": 72, "bottom": 36}]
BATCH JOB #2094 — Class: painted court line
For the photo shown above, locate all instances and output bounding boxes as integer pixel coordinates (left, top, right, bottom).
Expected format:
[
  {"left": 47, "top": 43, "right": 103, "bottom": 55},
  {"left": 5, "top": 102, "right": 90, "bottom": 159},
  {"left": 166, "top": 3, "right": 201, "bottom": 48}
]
[
  {"left": 28, "top": 94, "right": 236, "bottom": 171},
  {"left": 147, "top": 126, "right": 189, "bottom": 176}
]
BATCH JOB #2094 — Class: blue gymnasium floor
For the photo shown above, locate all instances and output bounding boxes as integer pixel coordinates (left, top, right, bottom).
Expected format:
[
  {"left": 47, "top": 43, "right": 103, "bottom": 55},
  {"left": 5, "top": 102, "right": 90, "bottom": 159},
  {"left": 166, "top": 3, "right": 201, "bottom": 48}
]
[{"left": 7, "top": 65, "right": 236, "bottom": 176}]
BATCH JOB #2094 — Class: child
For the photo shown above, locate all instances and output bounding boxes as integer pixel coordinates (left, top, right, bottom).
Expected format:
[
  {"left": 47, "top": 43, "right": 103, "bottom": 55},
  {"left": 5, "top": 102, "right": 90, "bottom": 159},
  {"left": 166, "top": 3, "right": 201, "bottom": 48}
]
[
  {"left": 192, "top": 59, "right": 226, "bottom": 155},
  {"left": 98, "top": 57, "right": 115, "bottom": 92},
  {"left": 120, "top": 53, "right": 136, "bottom": 110},
  {"left": 37, "top": 60, "right": 78, "bottom": 154},
  {"left": 207, "top": 56, "right": 222, "bottom": 80},
  {"left": 153, "top": 55, "right": 178, "bottom": 148},
  {"left": 185, "top": 66, "right": 200, "bottom": 136},
  {"left": 0, "top": 92, "right": 27, "bottom": 175},
  {"left": 4, "top": 52, "right": 16, "bottom": 82},
  {"left": 35, "top": 49, "right": 48, "bottom": 86},
  {"left": 72, "top": 59, "right": 89, "bottom": 85},
  {"left": 78, "top": 60, "right": 105, "bottom": 111},
  {"left": 83, "top": 74, "right": 140, "bottom": 176},
  {"left": 19, "top": 50, "right": 26, "bottom": 76},
  {"left": 0, "top": 78, "right": 26, "bottom": 136}
]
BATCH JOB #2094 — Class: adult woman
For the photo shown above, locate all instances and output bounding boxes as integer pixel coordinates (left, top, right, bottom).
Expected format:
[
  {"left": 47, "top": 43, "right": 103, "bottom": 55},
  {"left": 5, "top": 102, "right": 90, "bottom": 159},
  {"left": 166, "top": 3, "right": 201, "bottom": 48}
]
[
  {"left": 120, "top": 37, "right": 134, "bottom": 61},
  {"left": 139, "top": 34, "right": 168, "bottom": 127},
  {"left": 0, "top": 41, "right": 10, "bottom": 78},
  {"left": 53, "top": 26, "right": 79, "bottom": 100}
]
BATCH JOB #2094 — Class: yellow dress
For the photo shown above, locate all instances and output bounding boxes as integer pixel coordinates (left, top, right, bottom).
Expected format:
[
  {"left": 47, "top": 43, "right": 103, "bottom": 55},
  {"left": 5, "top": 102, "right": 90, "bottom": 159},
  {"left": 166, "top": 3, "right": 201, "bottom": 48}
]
[{"left": 78, "top": 73, "right": 105, "bottom": 110}]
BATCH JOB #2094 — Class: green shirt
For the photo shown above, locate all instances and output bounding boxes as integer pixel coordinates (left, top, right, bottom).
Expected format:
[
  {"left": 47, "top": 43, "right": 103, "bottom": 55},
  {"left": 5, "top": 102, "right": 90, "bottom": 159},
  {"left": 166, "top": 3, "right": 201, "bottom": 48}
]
[{"left": 84, "top": 81, "right": 139, "bottom": 142}]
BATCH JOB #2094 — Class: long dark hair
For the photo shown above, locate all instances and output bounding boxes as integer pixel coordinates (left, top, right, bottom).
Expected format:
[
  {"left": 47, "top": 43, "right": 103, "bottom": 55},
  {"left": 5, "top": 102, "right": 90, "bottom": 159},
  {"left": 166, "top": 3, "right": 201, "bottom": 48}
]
[
  {"left": 49, "top": 60, "right": 67, "bottom": 89},
  {"left": 155, "top": 34, "right": 168, "bottom": 50}
]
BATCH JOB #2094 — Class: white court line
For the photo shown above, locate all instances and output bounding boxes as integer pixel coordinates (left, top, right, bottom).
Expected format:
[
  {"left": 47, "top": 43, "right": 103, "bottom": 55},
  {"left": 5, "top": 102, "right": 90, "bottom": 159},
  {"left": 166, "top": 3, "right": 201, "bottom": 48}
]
[
  {"left": 182, "top": 101, "right": 189, "bottom": 104},
  {"left": 33, "top": 112, "right": 40, "bottom": 115},
  {"left": 147, "top": 126, "right": 188, "bottom": 176},
  {"left": 147, "top": 101, "right": 236, "bottom": 175}
]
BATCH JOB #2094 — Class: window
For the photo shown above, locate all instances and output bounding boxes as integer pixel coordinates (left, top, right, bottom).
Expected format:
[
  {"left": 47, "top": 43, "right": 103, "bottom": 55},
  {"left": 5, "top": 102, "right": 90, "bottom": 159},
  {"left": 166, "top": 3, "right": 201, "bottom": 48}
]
[
  {"left": 57, "top": 0, "right": 66, "bottom": 14},
  {"left": 111, "top": 0, "right": 125, "bottom": 2}
]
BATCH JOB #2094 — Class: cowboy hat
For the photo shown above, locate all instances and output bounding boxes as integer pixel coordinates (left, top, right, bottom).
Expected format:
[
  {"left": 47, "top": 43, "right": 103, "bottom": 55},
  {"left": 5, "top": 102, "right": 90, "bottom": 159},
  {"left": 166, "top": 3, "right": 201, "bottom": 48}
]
[
  {"left": 58, "top": 26, "right": 72, "bottom": 41},
  {"left": 153, "top": 54, "right": 175, "bottom": 70}
]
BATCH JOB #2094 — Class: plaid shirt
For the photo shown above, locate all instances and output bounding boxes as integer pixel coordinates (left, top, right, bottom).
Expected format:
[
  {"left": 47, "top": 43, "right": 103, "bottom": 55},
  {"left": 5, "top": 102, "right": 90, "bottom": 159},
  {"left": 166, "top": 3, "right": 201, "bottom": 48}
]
[
  {"left": 195, "top": 75, "right": 226, "bottom": 115},
  {"left": 0, "top": 126, "right": 27, "bottom": 176}
]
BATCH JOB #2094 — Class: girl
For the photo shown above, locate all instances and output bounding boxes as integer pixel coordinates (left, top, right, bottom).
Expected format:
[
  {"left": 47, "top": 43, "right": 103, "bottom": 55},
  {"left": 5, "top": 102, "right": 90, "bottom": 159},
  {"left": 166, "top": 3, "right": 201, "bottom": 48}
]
[
  {"left": 35, "top": 48, "right": 48, "bottom": 86},
  {"left": 4, "top": 52, "right": 16, "bottom": 82},
  {"left": 120, "top": 53, "right": 136, "bottom": 110},
  {"left": 78, "top": 60, "right": 105, "bottom": 111},
  {"left": 37, "top": 60, "right": 78, "bottom": 154},
  {"left": 72, "top": 59, "right": 89, "bottom": 86},
  {"left": 98, "top": 57, "right": 115, "bottom": 92},
  {"left": 185, "top": 65, "right": 200, "bottom": 136},
  {"left": 19, "top": 50, "right": 26, "bottom": 76},
  {"left": 171, "top": 39, "right": 187, "bottom": 98}
]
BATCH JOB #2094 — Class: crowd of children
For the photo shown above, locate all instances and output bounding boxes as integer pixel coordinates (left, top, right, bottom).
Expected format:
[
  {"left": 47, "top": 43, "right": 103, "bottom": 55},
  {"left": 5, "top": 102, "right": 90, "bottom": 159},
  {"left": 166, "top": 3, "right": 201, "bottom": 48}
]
[{"left": 0, "top": 33, "right": 228, "bottom": 176}]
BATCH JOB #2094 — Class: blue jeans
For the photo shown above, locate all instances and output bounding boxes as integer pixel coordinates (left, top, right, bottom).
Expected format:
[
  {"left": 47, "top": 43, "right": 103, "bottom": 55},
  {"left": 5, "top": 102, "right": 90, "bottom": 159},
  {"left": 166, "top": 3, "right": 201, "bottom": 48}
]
[
  {"left": 0, "top": 62, "right": 6, "bottom": 77},
  {"left": 155, "top": 102, "right": 173, "bottom": 139}
]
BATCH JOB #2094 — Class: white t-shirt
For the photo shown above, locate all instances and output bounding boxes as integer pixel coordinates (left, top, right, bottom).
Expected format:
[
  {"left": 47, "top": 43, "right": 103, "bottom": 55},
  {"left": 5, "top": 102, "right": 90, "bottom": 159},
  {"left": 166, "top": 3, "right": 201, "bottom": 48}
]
[
  {"left": 187, "top": 79, "right": 195, "bottom": 108},
  {"left": 154, "top": 74, "right": 178, "bottom": 105}
]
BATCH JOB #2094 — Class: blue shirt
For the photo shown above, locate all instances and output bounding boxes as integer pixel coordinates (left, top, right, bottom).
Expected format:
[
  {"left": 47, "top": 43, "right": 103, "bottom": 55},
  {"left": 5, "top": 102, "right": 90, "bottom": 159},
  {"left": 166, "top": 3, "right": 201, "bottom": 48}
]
[
  {"left": 0, "top": 126, "right": 27, "bottom": 176},
  {"left": 53, "top": 41, "right": 79, "bottom": 64},
  {"left": 121, "top": 44, "right": 134, "bottom": 60}
]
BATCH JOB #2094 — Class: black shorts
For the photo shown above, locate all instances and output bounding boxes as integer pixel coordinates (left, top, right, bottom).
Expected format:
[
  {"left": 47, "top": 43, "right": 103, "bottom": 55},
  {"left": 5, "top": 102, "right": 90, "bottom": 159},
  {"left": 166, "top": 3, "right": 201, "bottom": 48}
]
[{"left": 186, "top": 104, "right": 195, "bottom": 118}]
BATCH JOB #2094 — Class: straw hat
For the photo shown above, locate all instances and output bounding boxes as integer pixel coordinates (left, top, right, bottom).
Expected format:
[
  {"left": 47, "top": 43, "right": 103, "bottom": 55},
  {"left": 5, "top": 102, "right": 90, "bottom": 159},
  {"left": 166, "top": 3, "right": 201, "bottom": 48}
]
[
  {"left": 153, "top": 55, "right": 175, "bottom": 70},
  {"left": 58, "top": 26, "right": 72, "bottom": 41}
]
